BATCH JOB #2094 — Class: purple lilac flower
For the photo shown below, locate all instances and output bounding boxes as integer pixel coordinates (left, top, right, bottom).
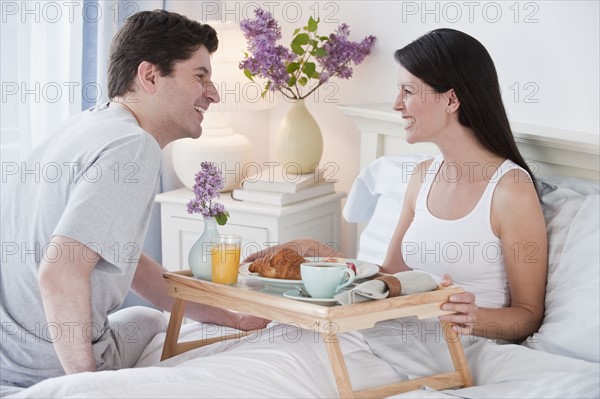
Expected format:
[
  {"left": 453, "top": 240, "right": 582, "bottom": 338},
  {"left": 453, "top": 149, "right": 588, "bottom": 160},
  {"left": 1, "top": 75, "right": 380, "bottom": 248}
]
[
  {"left": 239, "top": 9, "right": 295, "bottom": 91},
  {"left": 186, "top": 161, "right": 226, "bottom": 219},
  {"left": 240, "top": 8, "right": 376, "bottom": 99},
  {"left": 318, "top": 24, "right": 376, "bottom": 83}
]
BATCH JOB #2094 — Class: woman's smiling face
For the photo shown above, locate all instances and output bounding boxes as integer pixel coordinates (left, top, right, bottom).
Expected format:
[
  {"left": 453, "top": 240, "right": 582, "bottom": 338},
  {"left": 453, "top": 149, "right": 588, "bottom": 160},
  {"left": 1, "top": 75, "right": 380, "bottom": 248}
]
[{"left": 394, "top": 66, "right": 452, "bottom": 145}]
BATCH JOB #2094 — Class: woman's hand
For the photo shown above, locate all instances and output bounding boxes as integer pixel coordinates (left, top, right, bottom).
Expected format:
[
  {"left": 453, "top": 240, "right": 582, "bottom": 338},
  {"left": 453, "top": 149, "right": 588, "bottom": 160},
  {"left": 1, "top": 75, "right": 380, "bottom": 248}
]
[
  {"left": 438, "top": 274, "right": 478, "bottom": 335},
  {"left": 243, "top": 238, "right": 345, "bottom": 262}
]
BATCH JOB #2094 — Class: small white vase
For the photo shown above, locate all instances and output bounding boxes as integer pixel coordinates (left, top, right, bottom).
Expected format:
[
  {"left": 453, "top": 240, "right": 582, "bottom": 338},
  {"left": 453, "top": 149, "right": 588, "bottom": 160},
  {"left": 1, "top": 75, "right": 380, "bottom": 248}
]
[
  {"left": 275, "top": 99, "right": 323, "bottom": 174},
  {"left": 188, "top": 217, "right": 219, "bottom": 280}
]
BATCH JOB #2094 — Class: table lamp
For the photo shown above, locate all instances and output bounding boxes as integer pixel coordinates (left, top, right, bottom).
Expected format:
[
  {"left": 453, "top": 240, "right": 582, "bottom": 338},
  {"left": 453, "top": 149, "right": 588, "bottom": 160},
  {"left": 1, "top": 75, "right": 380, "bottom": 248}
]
[{"left": 171, "top": 21, "right": 274, "bottom": 192}]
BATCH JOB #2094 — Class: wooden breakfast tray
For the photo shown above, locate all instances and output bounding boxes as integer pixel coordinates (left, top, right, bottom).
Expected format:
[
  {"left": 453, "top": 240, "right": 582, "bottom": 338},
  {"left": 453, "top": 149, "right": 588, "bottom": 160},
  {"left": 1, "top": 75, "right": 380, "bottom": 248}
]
[{"left": 161, "top": 270, "right": 473, "bottom": 398}]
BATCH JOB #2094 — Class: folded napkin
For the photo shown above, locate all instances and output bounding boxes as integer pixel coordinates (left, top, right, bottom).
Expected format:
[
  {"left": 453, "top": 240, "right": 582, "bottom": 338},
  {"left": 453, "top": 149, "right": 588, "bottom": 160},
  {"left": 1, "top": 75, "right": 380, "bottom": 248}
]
[{"left": 334, "top": 271, "right": 438, "bottom": 305}]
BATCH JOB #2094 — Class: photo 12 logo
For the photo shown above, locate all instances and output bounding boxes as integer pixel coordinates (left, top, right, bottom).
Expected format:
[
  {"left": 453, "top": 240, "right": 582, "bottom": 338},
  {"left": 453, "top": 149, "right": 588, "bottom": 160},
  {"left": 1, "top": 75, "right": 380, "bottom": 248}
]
[
  {"left": 401, "top": 1, "right": 540, "bottom": 24},
  {"left": 1, "top": 240, "right": 140, "bottom": 265},
  {"left": 2, "top": 81, "right": 103, "bottom": 106},
  {"left": 1, "top": 161, "right": 140, "bottom": 184},
  {"left": 199, "top": 1, "right": 340, "bottom": 24},
  {"left": 1, "top": 1, "right": 140, "bottom": 24},
  {"left": 2, "top": 321, "right": 140, "bottom": 344}
]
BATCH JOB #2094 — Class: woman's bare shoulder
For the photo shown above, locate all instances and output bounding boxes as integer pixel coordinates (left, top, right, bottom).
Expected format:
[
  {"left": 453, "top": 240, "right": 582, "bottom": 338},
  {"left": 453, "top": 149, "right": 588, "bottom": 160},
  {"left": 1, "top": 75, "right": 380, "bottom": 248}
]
[
  {"left": 409, "top": 158, "right": 435, "bottom": 181},
  {"left": 491, "top": 168, "right": 544, "bottom": 236},
  {"left": 494, "top": 168, "right": 538, "bottom": 205}
]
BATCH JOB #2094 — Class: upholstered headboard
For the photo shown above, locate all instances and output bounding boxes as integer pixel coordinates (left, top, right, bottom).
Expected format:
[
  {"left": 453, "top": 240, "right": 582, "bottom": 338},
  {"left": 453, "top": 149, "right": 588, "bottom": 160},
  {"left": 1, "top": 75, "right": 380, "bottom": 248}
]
[
  {"left": 339, "top": 103, "right": 600, "bottom": 261},
  {"left": 339, "top": 103, "right": 600, "bottom": 181}
]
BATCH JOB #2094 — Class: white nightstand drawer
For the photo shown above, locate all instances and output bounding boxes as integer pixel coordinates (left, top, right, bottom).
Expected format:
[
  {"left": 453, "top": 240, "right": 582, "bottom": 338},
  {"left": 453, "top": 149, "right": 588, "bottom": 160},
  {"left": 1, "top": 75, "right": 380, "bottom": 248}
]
[{"left": 157, "top": 188, "right": 345, "bottom": 272}]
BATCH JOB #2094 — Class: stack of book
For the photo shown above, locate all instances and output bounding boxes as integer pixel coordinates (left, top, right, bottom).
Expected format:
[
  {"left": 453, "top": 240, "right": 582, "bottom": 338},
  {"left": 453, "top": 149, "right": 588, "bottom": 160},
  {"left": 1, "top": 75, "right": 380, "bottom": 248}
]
[{"left": 232, "top": 167, "right": 335, "bottom": 206}]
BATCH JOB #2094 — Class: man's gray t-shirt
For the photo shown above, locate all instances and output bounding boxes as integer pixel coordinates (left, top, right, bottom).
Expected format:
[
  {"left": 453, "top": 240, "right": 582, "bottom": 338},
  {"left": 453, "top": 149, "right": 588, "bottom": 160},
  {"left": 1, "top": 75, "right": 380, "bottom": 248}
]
[{"left": 0, "top": 103, "right": 162, "bottom": 387}]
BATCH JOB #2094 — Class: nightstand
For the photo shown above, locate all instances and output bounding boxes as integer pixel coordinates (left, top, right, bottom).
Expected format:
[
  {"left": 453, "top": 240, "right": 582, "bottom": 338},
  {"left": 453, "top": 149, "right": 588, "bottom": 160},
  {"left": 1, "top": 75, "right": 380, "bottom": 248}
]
[{"left": 155, "top": 188, "right": 346, "bottom": 271}]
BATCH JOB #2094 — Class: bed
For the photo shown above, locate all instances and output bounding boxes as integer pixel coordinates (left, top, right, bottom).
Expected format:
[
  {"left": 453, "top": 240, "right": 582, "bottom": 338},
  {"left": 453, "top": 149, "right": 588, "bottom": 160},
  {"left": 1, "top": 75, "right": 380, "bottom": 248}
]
[{"left": 6, "top": 103, "right": 600, "bottom": 398}]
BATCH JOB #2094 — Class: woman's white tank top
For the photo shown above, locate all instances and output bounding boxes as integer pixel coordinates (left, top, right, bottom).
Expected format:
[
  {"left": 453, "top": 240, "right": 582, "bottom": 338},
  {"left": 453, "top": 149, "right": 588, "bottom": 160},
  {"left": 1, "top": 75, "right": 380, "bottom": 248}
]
[{"left": 402, "top": 155, "right": 526, "bottom": 308}]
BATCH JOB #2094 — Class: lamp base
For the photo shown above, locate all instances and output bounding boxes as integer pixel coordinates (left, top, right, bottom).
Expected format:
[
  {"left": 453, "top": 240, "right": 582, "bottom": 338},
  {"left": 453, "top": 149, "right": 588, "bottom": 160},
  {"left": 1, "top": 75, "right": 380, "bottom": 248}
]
[{"left": 172, "top": 112, "right": 252, "bottom": 192}]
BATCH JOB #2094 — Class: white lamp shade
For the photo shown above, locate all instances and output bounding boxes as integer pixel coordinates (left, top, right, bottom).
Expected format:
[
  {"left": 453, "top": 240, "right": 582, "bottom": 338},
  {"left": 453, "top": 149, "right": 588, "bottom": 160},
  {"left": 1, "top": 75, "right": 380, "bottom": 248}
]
[{"left": 172, "top": 112, "right": 252, "bottom": 192}]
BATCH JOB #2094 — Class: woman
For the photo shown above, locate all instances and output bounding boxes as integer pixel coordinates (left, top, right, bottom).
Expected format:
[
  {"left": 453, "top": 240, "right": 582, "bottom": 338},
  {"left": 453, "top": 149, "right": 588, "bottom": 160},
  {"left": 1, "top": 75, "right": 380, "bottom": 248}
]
[
  {"left": 382, "top": 28, "right": 548, "bottom": 341},
  {"left": 248, "top": 29, "right": 547, "bottom": 352}
]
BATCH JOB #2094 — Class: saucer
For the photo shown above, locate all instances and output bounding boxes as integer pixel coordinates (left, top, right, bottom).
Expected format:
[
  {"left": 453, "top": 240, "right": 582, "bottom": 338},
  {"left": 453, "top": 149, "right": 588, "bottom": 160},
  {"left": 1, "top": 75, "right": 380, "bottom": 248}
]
[
  {"left": 282, "top": 290, "right": 339, "bottom": 306},
  {"left": 239, "top": 258, "right": 379, "bottom": 292}
]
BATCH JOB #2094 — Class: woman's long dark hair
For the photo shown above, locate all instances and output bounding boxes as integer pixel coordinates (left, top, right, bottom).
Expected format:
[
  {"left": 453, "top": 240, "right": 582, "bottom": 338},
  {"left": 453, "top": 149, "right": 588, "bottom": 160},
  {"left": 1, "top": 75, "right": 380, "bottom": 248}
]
[{"left": 395, "top": 28, "right": 538, "bottom": 191}]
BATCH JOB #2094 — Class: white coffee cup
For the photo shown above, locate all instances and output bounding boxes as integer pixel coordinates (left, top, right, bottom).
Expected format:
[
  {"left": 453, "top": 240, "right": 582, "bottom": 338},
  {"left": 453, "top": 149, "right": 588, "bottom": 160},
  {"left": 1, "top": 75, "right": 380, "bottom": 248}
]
[{"left": 300, "top": 262, "right": 356, "bottom": 299}]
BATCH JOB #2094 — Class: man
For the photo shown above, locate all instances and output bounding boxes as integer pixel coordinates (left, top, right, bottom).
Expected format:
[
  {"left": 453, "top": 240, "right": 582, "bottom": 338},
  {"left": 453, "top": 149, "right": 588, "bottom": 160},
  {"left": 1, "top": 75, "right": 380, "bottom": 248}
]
[{"left": 1, "top": 10, "right": 268, "bottom": 388}]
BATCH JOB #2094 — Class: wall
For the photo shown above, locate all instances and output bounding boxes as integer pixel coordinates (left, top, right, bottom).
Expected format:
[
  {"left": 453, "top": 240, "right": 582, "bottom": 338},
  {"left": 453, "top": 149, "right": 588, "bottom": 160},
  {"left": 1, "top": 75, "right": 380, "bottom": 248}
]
[
  {"left": 214, "top": 0, "right": 599, "bottom": 257},
  {"left": 2, "top": 1, "right": 597, "bottom": 258}
]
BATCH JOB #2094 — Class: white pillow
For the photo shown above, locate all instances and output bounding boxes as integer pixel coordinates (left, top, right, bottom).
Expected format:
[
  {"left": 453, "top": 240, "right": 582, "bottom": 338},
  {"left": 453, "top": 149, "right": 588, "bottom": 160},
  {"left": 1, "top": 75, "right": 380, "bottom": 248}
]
[
  {"left": 345, "top": 156, "right": 600, "bottom": 362},
  {"left": 523, "top": 177, "right": 600, "bottom": 362},
  {"left": 343, "top": 154, "right": 432, "bottom": 265}
]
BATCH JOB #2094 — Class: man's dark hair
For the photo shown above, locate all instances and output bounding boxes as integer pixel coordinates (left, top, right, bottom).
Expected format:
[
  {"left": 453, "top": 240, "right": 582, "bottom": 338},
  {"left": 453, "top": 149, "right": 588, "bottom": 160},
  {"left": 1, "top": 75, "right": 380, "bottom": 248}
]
[{"left": 108, "top": 10, "right": 218, "bottom": 98}]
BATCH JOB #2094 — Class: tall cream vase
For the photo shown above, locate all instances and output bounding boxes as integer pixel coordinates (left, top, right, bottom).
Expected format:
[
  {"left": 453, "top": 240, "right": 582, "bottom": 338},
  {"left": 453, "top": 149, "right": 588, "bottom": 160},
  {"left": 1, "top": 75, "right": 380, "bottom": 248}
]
[{"left": 274, "top": 99, "right": 323, "bottom": 174}]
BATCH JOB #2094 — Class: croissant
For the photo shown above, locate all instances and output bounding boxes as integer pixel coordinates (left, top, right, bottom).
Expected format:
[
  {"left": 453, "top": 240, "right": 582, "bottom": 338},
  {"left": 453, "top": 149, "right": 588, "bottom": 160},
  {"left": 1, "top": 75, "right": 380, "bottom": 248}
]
[{"left": 249, "top": 247, "right": 306, "bottom": 280}]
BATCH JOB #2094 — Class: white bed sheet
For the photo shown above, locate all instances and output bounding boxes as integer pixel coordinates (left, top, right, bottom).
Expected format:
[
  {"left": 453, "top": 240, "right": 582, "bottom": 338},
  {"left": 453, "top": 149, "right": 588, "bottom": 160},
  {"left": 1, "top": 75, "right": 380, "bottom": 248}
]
[
  {"left": 5, "top": 169, "right": 599, "bottom": 398},
  {"left": 7, "top": 323, "right": 401, "bottom": 398},
  {"left": 7, "top": 321, "right": 599, "bottom": 398},
  {"left": 392, "top": 340, "right": 600, "bottom": 398}
]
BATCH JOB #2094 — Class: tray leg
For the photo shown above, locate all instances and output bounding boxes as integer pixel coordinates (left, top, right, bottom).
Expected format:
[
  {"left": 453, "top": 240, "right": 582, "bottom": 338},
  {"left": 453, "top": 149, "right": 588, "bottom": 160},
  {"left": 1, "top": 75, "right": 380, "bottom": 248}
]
[
  {"left": 441, "top": 321, "right": 473, "bottom": 387},
  {"left": 161, "top": 298, "right": 186, "bottom": 361},
  {"left": 323, "top": 333, "right": 355, "bottom": 398}
]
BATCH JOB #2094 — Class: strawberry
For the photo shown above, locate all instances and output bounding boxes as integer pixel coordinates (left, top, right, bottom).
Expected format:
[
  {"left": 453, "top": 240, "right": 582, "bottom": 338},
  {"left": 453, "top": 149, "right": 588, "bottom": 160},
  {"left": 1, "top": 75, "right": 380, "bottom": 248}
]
[{"left": 346, "top": 262, "right": 357, "bottom": 274}]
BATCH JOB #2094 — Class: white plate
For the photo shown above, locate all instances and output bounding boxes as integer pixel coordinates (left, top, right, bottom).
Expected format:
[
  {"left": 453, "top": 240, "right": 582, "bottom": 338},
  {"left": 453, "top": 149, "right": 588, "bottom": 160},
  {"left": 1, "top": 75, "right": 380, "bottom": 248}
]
[
  {"left": 239, "top": 257, "right": 379, "bottom": 291},
  {"left": 282, "top": 289, "right": 339, "bottom": 306}
]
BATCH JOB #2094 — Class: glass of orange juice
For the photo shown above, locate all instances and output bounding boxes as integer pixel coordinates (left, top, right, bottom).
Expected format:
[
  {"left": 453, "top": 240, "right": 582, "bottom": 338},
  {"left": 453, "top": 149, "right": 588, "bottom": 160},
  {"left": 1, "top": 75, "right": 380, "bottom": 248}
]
[{"left": 211, "top": 235, "right": 242, "bottom": 285}]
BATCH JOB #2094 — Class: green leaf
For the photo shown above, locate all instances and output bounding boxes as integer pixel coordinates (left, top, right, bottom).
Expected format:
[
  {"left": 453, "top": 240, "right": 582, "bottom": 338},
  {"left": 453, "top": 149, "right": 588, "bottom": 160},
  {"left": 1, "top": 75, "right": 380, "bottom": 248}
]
[
  {"left": 288, "top": 76, "right": 297, "bottom": 86},
  {"left": 292, "top": 33, "right": 309, "bottom": 45},
  {"left": 293, "top": 28, "right": 300, "bottom": 36},
  {"left": 291, "top": 43, "right": 304, "bottom": 55},
  {"left": 215, "top": 212, "right": 229, "bottom": 226},
  {"left": 313, "top": 48, "right": 328, "bottom": 57},
  {"left": 302, "top": 62, "right": 316, "bottom": 77},
  {"left": 287, "top": 62, "right": 300, "bottom": 73},
  {"left": 307, "top": 16, "right": 318, "bottom": 32},
  {"left": 261, "top": 82, "right": 271, "bottom": 98},
  {"left": 243, "top": 69, "right": 254, "bottom": 82},
  {"left": 320, "top": 36, "right": 330, "bottom": 41},
  {"left": 298, "top": 77, "right": 308, "bottom": 86}
]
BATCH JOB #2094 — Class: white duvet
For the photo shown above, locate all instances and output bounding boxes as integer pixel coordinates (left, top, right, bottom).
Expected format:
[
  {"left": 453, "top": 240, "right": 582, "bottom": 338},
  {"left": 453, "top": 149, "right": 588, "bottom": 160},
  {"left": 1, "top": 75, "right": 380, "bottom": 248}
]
[
  {"left": 7, "top": 322, "right": 599, "bottom": 399},
  {"left": 5, "top": 173, "right": 599, "bottom": 398}
]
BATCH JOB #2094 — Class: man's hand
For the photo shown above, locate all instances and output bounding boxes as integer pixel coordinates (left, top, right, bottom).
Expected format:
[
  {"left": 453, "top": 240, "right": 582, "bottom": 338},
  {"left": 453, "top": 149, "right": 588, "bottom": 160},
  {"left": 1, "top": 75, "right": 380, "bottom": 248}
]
[
  {"left": 230, "top": 313, "right": 271, "bottom": 331},
  {"left": 182, "top": 302, "right": 271, "bottom": 331},
  {"left": 132, "top": 253, "right": 272, "bottom": 330}
]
